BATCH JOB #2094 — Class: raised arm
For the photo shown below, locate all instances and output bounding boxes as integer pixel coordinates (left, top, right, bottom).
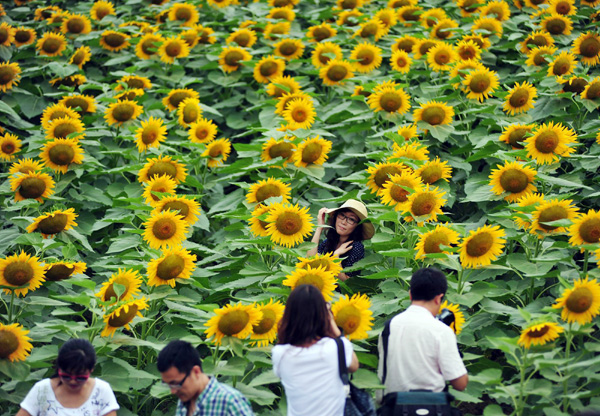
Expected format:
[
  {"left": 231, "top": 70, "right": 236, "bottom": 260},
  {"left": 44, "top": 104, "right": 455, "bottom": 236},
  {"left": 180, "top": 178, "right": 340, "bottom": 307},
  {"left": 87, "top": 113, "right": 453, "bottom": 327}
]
[{"left": 306, "top": 207, "right": 329, "bottom": 256}]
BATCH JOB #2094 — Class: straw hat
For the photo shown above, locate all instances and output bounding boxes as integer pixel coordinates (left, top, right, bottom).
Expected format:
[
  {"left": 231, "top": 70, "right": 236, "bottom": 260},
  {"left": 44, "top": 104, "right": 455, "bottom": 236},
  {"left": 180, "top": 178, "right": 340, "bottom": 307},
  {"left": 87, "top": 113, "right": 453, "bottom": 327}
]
[{"left": 325, "top": 199, "right": 375, "bottom": 240}]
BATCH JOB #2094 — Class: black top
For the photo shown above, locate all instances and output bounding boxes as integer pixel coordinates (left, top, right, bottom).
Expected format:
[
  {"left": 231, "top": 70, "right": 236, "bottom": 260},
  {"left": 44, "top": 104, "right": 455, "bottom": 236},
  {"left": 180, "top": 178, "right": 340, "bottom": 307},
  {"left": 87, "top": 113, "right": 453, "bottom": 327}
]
[{"left": 318, "top": 239, "right": 364, "bottom": 277}]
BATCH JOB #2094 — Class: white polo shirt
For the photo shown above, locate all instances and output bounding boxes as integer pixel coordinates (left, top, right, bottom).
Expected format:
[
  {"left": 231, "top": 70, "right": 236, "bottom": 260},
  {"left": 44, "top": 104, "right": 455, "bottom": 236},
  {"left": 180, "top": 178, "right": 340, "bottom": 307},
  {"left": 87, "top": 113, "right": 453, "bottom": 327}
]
[{"left": 378, "top": 305, "right": 467, "bottom": 394}]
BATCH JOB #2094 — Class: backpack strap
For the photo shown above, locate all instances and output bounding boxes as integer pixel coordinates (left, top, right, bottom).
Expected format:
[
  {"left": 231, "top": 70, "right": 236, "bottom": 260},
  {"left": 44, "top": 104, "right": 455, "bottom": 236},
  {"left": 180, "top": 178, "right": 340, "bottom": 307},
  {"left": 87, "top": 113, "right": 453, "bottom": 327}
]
[
  {"left": 334, "top": 337, "right": 350, "bottom": 386},
  {"left": 381, "top": 318, "right": 392, "bottom": 384}
]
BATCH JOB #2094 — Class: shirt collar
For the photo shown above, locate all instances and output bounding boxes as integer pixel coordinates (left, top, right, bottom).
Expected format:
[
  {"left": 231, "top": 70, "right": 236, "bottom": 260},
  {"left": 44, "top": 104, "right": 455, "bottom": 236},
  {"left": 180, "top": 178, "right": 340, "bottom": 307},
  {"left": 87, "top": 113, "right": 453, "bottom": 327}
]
[
  {"left": 407, "top": 304, "right": 436, "bottom": 318},
  {"left": 177, "top": 377, "right": 216, "bottom": 415}
]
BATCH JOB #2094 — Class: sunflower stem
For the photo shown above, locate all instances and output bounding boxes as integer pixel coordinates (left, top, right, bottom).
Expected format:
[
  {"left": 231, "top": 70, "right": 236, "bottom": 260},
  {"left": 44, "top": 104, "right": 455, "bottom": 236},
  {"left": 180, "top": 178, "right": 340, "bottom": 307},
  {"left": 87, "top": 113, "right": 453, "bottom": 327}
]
[
  {"left": 8, "top": 289, "right": 15, "bottom": 323},
  {"left": 562, "top": 324, "right": 573, "bottom": 413},
  {"left": 516, "top": 347, "right": 528, "bottom": 416},
  {"left": 582, "top": 250, "right": 589, "bottom": 276}
]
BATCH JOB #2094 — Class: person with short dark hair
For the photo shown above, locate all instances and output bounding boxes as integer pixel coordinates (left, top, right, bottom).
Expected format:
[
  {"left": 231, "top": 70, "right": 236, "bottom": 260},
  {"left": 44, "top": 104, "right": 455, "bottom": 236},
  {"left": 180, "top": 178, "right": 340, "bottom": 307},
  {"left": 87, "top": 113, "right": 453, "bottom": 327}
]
[
  {"left": 378, "top": 267, "right": 468, "bottom": 396},
  {"left": 157, "top": 340, "right": 253, "bottom": 416},
  {"left": 17, "top": 338, "right": 119, "bottom": 416}
]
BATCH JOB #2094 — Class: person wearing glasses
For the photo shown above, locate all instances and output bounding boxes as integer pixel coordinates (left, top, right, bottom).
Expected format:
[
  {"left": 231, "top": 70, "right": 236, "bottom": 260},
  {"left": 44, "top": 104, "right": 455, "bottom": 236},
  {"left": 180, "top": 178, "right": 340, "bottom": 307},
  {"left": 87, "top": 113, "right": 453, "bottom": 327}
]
[
  {"left": 306, "top": 199, "right": 375, "bottom": 281},
  {"left": 157, "top": 340, "right": 253, "bottom": 416},
  {"left": 17, "top": 338, "right": 119, "bottom": 416}
]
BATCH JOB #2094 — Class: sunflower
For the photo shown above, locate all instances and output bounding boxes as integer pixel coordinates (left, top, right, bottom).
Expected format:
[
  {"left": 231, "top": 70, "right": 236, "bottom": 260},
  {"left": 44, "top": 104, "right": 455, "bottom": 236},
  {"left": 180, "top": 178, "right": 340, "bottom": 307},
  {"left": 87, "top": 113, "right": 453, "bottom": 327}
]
[
  {"left": 101, "top": 298, "right": 148, "bottom": 337},
  {"left": 44, "top": 261, "right": 86, "bottom": 281},
  {"left": 0, "top": 251, "right": 45, "bottom": 297},
  {"left": 526, "top": 46, "right": 557, "bottom": 67},
  {"left": 367, "top": 86, "right": 411, "bottom": 115},
  {"left": 246, "top": 177, "right": 291, "bottom": 205},
  {"left": 283, "top": 265, "right": 337, "bottom": 300},
  {"left": 367, "top": 161, "right": 407, "bottom": 195},
  {"left": 61, "top": 14, "right": 92, "bottom": 35},
  {"left": 253, "top": 55, "right": 286, "bottom": 84},
  {"left": 390, "top": 142, "right": 429, "bottom": 162},
  {"left": 264, "top": 21, "right": 291, "bottom": 41},
  {"left": 135, "top": 117, "right": 167, "bottom": 152},
  {"left": 143, "top": 210, "right": 189, "bottom": 250},
  {"left": 293, "top": 136, "right": 332, "bottom": 167},
  {"left": 439, "top": 300, "right": 465, "bottom": 334},
  {"left": 518, "top": 322, "right": 563, "bottom": 348},
  {"left": 196, "top": 25, "right": 217, "bottom": 44},
  {"left": 541, "top": 13, "right": 572, "bottom": 36},
  {"left": 547, "top": 51, "right": 577, "bottom": 78},
  {"left": 390, "top": 36, "right": 416, "bottom": 54},
  {"left": 416, "top": 158, "right": 452, "bottom": 184},
  {"left": 455, "top": 40, "right": 481, "bottom": 61},
  {"left": 168, "top": 3, "right": 199, "bottom": 26},
  {"left": 457, "top": 0, "right": 481, "bottom": 16},
  {"left": 204, "top": 303, "right": 262, "bottom": 345},
  {"left": 202, "top": 138, "right": 232, "bottom": 168},
  {"left": 337, "top": 0, "right": 364, "bottom": 9},
  {"left": 26, "top": 208, "right": 78, "bottom": 239},
  {"left": 115, "top": 89, "right": 145, "bottom": 103},
  {"left": 147, "top": 246, "right": 197, "bottom": 288},
  {"left": 36, "top": 32, "right": 67, "bottom": 57},
  {"left": 398, "top": 124, "right": 418, "bottom": 140},
  {"left": 162, "top": 88, "right": 199, "bottom": 112},
  {"left": 265, "top": 203, "right": 314, "bottom": 248},
  {"left": 105, "top": 100, "right": 143, "bottom": 126},
  {"left": 420, "top": 8, "right": 446, "bottom": 28},
  {"left": 207, "top": 0, "right": 232, "bottom": 8},
  {"left": 274, "top": 39, "right": 305, "bottom": 61},
  {"left": 59, "top": 94, "right": 97, "bottom": 113},
  {"left": 471, "top": 17, "right": 503, "bottom": 38},
  {"left": 561, "top": 76, "right": 588, "bottom": 95},
  {"left": 459, "top": 225, "right": 506, "bottom": 268},
  {"left": 330, "top": 294, "right": 373, "bottom": 340},
  {"left": 281, "top": 98, "right": 316, "bottom": 130},
  {"left": 521, "top": 30, "right": 555, "bottom": 53},
  {"left": 9, "top": 159, "right": 44, "bottom": 176},
  {"left": 426, "top": 43, "right": 458, "bottom": 72},
  {"left": 49, "top": 75, "right": 87, "bottom": 88},
  {"left": 266, "top": 75, "right": 301, "bottom": 98},
  {"left": 524, "top": 121, "right": 577, "bottom": 165},
  {"left": 568, "top": 210, "right": 600, "bottom": 247},
  {"left": 45, "top": 10, "right": 69, "bottom": 27},
  {"left": 380, "top": 170, "right": 423, "bottom": 211},
  {"left": 226, "top": 28, "right": 257, "bottom": 48},
  {"left": 13, "top": 27, "right": 36, "bottom": 47},
  {"left": 152, "top": 195, "right": 201, "bottom": 225},
  {"left": 96, "top": 269, "right": 143, "bottom": 304},
  {"left": 397, "top": 6, "right": 422, "bottom": 25},
  {"left": 390, "top": 50, "right": 412, "bottom": 73},
  {"left": 548, "top": 0, "right": 576, "bottom": 15},
  {"left": 218, "top": 46, "right": 252, "bottom": 73},
  {"left": 296, "top": 252, "right": 343, "bottom": 277},
  {"left": 35, "top": 5, "right": 62, "bottom": 21},
  {"left": 415, "top": 225, "right": 460, "bottom": 260},
  {"left": 261, "top": 137, "right": 297, "bottom": 166},
  {"left": 268, "top": 7, "right": 296, "bottom": 21},
  {"left": 306, "top": 23, "right": 337, "bottom": 42},
  {"left": 0, "top": 323, "right": 33, "bottom": 362},
  {"left": 136, "top": 33, "right": 165, "bottom": 60},
  {"left": 488, "top": 161, "right": 537, "bottom": 202},
  {"left": 100, "top": 31, "right": 131, "bottom": 52},
  {"left": 311, "top": 42, "right": 343, "bottom": 68},
  {"left": 503, "top": 81, "right": 537, "bottom": 116},
  {"left": 187, "top": 118, "right": 217, "bottom": 144},
  {"left": 69, "top": 46, "right": 91, "bottom": 68},
  {"left": 39, "top": 138, "right": 84, "bottom": 174},
  {"left": 176, "top": 97, "right": 202, "bottom": 127},
  {"left": 430, "top": 19, "right": 458, "bottom": 41},
  {"left": 531, "top": 198, "right": 579, "bottom": 234},
  {"left": 0, "top": 133, "right": 21, "bottom": 161},
  {"left": 403, "top": 185, "right": 447, "bottom": 223},
  {"left": 90, "top": 1, "right": 115, "bottom": 20},
  {"left": 354, "top": 19, "right": 386, "bottom": 41},
  {"left": 349, "top": 43, "right": 382, "bottom": 74},
  {"left": 248, "top": 204, "right": 276, "bottom": 237},
  {"left": 552, "top": 278, "right": 600, "bottom": 325},
  {"left": 571, "top": 33, "right": 600, "bottom": 66},
  {"left": 139, "top": 156, "right": 188, "bottom": 185},
  {"left": 513, "top": 193, "right": 545, "bottom": 230},
  {"left": 250, "top": 300, "right": 285, "bottom": 347},
  {"left": 11, "top": 171, "right": 55, "bottom": 202},
  {"left": 413, "top": 100, "right": 454, "bottom": 126},
  {"left": 0, "top": 22, "right": 15, "bottom": 47},
  {"left": 337, "top": 9, "right": 363, "bottom": 26},
  {"left": 582, "top": 77, "right": 600, "bottom": 100},
  {"left": 159, "top": 36, "right": 190, "bottom": 64},
  {"left": 180, "top": 28, "right": 200, "bottom": 49},
  {"left": 143, "top": 175, "right": 178, "bottom": 205},
  {"left": 480, "top": 0, "right": 511, "bottom": 21},
  {"left": 463, "top": 67, "right": 499, "bottom": 101},
  {"left": 462, "top": 34, "right": 491, "bottom": 51},
  {"left": 0, "top": 62, "right": 21, "bottom": 93}
]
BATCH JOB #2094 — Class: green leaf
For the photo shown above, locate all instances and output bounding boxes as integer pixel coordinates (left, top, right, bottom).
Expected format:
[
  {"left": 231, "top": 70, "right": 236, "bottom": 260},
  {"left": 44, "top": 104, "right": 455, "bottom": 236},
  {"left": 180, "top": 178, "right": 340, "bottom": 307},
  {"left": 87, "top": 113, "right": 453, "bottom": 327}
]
[
  {"left": 236, "top": 383, "right": 278, "bottom": 406},
  {"left": 106, "top": 234, "right": 142, "bottom": 254}
]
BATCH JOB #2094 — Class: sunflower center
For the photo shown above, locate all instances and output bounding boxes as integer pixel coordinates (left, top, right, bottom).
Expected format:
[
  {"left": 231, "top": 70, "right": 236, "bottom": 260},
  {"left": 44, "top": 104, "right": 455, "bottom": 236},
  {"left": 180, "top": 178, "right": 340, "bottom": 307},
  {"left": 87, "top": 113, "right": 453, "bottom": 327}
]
[
  {"left": 579, "top": 218, "right": 600, "bottom": 243},
  {"left": 49, "top": 144, "right": 75, "bottom": 166},
  {"left": 500, "top": 169, "right": 529, "bottom": 193},
  {"left": 419, "top": 41, "right": 436, "bottom": 55},
  {"left": 147, "top": 162, "right": 178, "bottom": 179},
  {"left": 231, "top": 33, "right": 249, "bottom": 47},
  {"left": 411, "top": 193, "right": 436, "bottom": 216},
  {"left": 255, "top": 184, "right": 282, "bottom": 202},
  {"left": 546, "top": 19, "right": 566, "bottom": 35},
  {"left": 420, "top": 165, "right": 441, "bottom": 183},
  {"left": 166, "top": 42, "right": 182, "bottom": 57},
  {"left": 533, "top": 51, "right": 550, "bottom": 66},
  {"left": 259, "top": 61, "right": 279, "bottom": 77},
  {"left": 375, "top": 166, "right": 404, "bottom": 188},
  {"left": 162, "top": 201, "right": 190, "bottom": 218},
  {"left": 275, "top": 211, "right": 303, "bottom": 235},
  {"left": 509, "top": 88, "right": 530, "bottom": 108},
  {"left": 538, "top": 205, "right": 568, "bottom": 230},
  {"left": 175, "top": 8, "right": 192, "bottom": 21},
  {"left": 535, "top": 131, "right": 558, "bottom": 154},
  {"left": 225, "top": 51, "right": 243, "bottom": 66},
  {"left": 183, "top": 106, "right": 199, "bottom": 124},
  {"left": 396, "top": 39, "right": 415, "bottom": 53},
  {"left": 0, "top": 66, "right": 16, "bottom": 84},
  {"left": 67, "top": 18, "right": 85, "bottom": 34},
  {"left": 108, "top": 304, "right": 139, "bottom": 328},
  {"left": 402, "top": 9, "right": 420, "bottom": 21},
  {"left": 273, "top": 0, "right": 293, "bottom": 7},
  {"left": 253, "top": 309, "right": 276, "bottom": 334},
  {"left": 112, "top": 103, "right": 136, "bottom": 122},
  {"left": 306, "top": 259, "right": 330, "bottom": 270},
  {"left": 195, "top": 126, "right": 210, "bottom": 139},
  {"left": 19, "top": 177, "right": 46, "bottom": 199},
  {"left": 469, "top": 74, "right": 491, "bottom": 93},
  {"left": 421, "top": 106, "right": 445, "bottom": 125},
  {"left": 326, "top": 64, "right": 348, "bottom": 82},
  {"left": 104, "top": 33, "right": 126, "bottom": 47},
  {"left": 527, "top": 35, "right": 549, "bottom": 49},
  {"left": 38, "top": 213, "right": 68, "bottom": 235},
  {"left": 434, "top": 23, "right": 453, "bottom": 39},
  {"left": 271, "top": 10, "right": 289, "bottom": 19},
  {"left": 291, "top": 107, "right": 307, "bottom": 122},
  {"left": 156, "top": 254, "right": 185, "bottom": 280},
  {"left": 142, "top": 127, "right": 159, "bottom": 144},
  {"left": 103, "top": 277, "right": 130, "bottom": 301},
  {"left": 424, "top": 232, "right": 450, "bottom": 254},
  {"left": 4, "top": 261, "right": 34, "bottom": 286},
  {"left": 580, "top": 37, "right": 600, "bottom": 58},
  {"left": 390, "top": 183, "right": 410, "bottom": 202},
  {"left": 466, "top": 232, "right": 493, "bottom": 257},
  {"left": 95, "top": 6, "right": 112, "bottom": 19},
  {"left": 152, "top": 218, "right": 177, "bottom": 240},
  {"left": 208, "top": 144, "right": 224, "bottom": 158},
  {"left": 169, "top": 92, "right": 193, "bottom": 109},
  {"left": 297, "top": 273, "right": 325, "bottom": 290},
  {"left": 527, "top": 326, "right": 549, "bottom": 338},
  {"left": 268, "top": 142, "right": 294, "bottom": 159},
  {"left": 313, "top": 27, "right": 332, "bottom": 41},
  {"left": 15, "top": 31, "right": 32, "bottom": 43},
  {"left": 42, "top": 38, "right": 61, "bottom": 53},
  {"left": 218, "top": 310, "right": 249, "bottom": 336},
  {"left": 280, "top": 42, "right": 298, "bottom": 56},
  {"left": 552, "top": 58, "right": 571, "bottom": 76},
  {"left": 1, "top": 142, "right": 15, "bottom": 154},
  {"left": 566, "top": 287, "right": 593, "bottom": 313},
  {"left": 395, "top": 56, "right": 408, "bottom": 67},
  {"left": 341, "top": 0, "right": 358, "bottom": 8},
  {"left": 563, "top": 78, "right": 587, "bottom": 94},
  {"left": 508, "top": 128, "right": 529, "bottom": 148},
  {"left": 64, "top": 97, "right": 89, "bottom": 112},
  {"left": 301, "top": 142, "right": 323, "bottom": 164},
  {"left": 0, "top": 330, "right": 19, "bottom": 359},
  {"left": 45, "top": 264, "right": 75, "bottom": 281},
  {"left": 459, "top": 48, "right": 476, "bottom": 60},
  {"left": 335, "top": 305, "right": 361, "bottom": 334},
  {"left": 460, "top": 0, "right": 479, "bottom": 12},
  {"left": 141, "top": 38, "right": 159, "bottom": 55},
  {"left": 356, "top": 49, "right": 374, "bottom": 65},
  {"left": 54, "top": 121, "right": 79, "bottom": 139},
  {"left": 361, "top": 23, "right": 378, "bottom": 37},
  {"left": 380, "top": 92, "right": 404, "bottom": 112},
  {"left": 585, "top": 83, "right": 600, "bottom": 99}
]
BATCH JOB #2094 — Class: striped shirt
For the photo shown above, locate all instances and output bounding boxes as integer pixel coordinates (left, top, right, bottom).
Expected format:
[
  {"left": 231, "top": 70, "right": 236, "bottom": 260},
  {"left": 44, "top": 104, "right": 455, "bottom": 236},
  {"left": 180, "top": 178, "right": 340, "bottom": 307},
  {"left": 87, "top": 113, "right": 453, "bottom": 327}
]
[
  {"left": 318, "top": 239, "right": 365, "bottom": 277},
  {"left": 175, "top": 377, "right": 254, "bottom": 416}
]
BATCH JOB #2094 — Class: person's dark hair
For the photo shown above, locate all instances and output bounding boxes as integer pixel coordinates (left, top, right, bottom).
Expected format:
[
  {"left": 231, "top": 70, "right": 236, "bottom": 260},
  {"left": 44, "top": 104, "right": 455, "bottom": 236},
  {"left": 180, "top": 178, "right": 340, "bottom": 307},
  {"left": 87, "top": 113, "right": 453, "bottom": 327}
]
[
  {"left": 323, "top": 209, "right": 364, "bottom": 254},
  {"left": 574, "top": 409, "right": 600, "bottom": 416},
  {"left": 410, "top": 267, "right": 448, "bottom": 301},
  {"left": 157, "top": 340, "right": 202, "bottom": 374},
  {"left": 55, "top": 338, "right": 96, "bottom": 376},
  {"left": 278, "top": 284, "right": 336, "bottom": 346}
]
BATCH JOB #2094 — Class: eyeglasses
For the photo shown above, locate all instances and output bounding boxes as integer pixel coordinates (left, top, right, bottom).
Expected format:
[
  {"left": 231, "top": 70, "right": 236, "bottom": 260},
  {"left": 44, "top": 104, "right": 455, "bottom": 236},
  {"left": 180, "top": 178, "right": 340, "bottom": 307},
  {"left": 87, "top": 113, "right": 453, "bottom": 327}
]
[
  {"left": 337, "top": 213, "right": 359, "bottom": 225},
  {"left": 162, "top": 371, "right": 190, "bottom": 390},
  {"left": 58, "top": 370, "right": 90, "bottom": 383}
]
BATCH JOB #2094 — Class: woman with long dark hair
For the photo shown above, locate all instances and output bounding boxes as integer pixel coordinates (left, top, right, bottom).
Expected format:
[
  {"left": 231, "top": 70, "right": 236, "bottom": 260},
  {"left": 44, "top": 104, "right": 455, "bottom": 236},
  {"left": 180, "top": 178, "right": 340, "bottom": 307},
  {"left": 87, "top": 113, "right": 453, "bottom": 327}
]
[
  {"left": 272, "top": 284, "right": 359, "bottom": 416},
  {"left": 307, "top": 199, "right": 375, "bottom": 281},
  {"left": 17, "top": 338, "right": 118, "bottom": 416}
]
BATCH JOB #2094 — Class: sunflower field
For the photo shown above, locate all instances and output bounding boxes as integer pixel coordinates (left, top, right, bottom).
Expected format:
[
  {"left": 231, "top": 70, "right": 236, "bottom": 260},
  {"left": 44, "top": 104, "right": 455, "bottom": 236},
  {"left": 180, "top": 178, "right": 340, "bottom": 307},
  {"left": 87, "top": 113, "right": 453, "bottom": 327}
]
[{"left": 1, "top": 0, "right": 600, "bottom": 414}]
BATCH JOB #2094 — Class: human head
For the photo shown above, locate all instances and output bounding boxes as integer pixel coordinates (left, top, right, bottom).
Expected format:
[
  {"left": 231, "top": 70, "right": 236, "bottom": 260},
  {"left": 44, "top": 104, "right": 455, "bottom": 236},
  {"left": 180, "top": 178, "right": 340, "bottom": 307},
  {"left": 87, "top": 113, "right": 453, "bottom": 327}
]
[
  {"left": 278, "top": 284, "right": 333, "bottom": 346},
  {"left": 410, "top": 267, "right": 448, "bottom": 301},
  {"left": 158, "top": 340, "right": 205, "bottom": 402},
  {"left": 326, "top": 199, "right": 375, "bottom": 240},
  {"left": 56, "top": 338, "right": 96, "bottom": 375},
  {"left": 328, "top": 208, "right": 365, "bottom": 242}
]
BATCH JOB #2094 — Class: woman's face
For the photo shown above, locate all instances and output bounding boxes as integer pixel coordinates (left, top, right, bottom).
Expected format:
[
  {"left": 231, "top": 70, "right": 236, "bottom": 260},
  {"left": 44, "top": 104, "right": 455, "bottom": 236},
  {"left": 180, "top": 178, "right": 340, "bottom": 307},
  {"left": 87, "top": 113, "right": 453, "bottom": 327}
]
[
  {"left": 58, "top": 368, "right": 91, "bottom": 392},
  {"left": 335, "top": 210, "right": 360, "bottom": 237}
]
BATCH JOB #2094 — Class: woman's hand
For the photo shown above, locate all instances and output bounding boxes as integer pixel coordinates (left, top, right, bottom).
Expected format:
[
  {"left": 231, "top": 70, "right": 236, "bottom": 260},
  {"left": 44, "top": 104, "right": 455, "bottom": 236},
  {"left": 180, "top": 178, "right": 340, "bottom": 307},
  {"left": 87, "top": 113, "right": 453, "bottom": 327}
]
[
  {"left": 327, "top": 303, "right": 342, "bottom": 337},
  {"left": 334, "top": 240, "right": 353, "bottom": 257},
  {"left": 317, "top": 207, "right": 329, "bottom": 226}
]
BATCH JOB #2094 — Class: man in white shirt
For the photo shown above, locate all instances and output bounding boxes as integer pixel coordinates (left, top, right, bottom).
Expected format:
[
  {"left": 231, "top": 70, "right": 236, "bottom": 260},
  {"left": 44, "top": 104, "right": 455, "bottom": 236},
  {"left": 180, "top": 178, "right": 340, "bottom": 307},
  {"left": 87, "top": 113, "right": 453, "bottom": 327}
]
[{"left": 378, "top": 267, "right": 468, "bottom": 396}]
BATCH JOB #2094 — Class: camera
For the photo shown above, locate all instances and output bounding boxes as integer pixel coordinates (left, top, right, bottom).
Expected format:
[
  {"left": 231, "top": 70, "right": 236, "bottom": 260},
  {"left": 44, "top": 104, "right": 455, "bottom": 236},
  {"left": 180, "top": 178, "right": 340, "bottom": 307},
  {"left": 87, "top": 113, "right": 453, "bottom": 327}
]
[{"left": 436, "top": 308, "right": 455, "bottom": 327}]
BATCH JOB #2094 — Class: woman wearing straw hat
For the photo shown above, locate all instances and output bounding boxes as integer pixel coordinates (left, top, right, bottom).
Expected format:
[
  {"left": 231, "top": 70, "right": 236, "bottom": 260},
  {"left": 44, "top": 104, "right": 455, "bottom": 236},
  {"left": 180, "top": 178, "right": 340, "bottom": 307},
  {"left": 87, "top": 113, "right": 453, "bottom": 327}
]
[{"left": 307, "top": 199, "right": 375, "bottom": 281}]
